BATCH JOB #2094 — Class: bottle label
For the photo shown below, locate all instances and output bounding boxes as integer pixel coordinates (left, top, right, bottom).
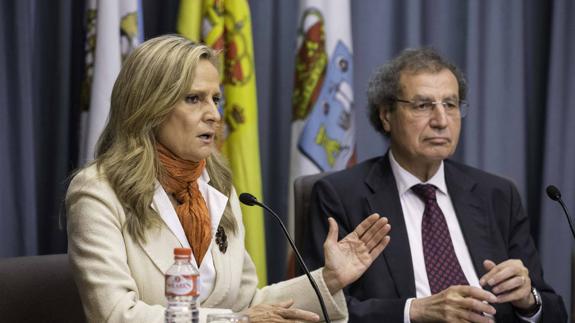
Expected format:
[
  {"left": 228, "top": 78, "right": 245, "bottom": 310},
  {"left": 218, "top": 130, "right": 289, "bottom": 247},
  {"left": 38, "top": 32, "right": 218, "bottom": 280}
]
[{"left": 165, "top": 274, "right": 199, "bottom": 297}]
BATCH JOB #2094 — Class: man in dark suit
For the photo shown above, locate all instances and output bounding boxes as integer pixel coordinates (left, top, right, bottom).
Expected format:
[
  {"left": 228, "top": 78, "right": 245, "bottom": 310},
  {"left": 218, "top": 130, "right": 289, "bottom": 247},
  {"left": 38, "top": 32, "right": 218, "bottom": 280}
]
[{"left": 302, "top": 48, "right": 566, "bottom": 322}]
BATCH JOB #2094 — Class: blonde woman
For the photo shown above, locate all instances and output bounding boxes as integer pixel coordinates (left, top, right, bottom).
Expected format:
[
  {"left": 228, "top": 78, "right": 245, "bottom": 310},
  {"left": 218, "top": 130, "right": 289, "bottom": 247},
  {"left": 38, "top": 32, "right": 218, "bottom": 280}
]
[{"left": 66, "top": 35, "right": 391, "bottom": 323}]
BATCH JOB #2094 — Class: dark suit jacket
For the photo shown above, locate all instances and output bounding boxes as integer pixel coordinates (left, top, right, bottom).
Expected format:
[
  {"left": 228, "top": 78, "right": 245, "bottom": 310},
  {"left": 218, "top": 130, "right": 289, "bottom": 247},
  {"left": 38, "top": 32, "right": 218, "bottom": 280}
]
[{"left": 302, "top": 155, "right": 566, "bottom": 322}]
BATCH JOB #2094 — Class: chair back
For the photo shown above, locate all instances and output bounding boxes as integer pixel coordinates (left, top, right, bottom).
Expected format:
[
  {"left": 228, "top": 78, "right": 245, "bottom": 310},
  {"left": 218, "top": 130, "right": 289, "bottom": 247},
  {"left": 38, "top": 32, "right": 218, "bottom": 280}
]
[
  {"left": 293, "top": 172, "right": 331, "bottom": 251},
  {"left": 0, "top": 254, "right": 86, "bottom": 323}
]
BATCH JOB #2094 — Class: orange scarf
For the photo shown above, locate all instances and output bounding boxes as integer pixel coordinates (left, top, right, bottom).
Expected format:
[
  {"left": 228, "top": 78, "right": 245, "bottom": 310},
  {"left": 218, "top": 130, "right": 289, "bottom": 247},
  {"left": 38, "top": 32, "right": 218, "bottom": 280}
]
[{"left": 157, "top": 143, "right": 211, "bottom": 265}]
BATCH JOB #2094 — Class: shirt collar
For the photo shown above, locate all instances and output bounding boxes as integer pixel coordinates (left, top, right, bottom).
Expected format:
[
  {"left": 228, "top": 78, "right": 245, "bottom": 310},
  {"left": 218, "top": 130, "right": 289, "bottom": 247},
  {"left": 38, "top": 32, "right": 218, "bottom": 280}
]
[
  {"left": 151, "top": 168, "right": 228, "bottom": 250},
  {"left": 200, "top": 166, "right": 211, "bottom": 183},
  {"left": 388, "top": 150, "right": 447, "bottom": 196}
]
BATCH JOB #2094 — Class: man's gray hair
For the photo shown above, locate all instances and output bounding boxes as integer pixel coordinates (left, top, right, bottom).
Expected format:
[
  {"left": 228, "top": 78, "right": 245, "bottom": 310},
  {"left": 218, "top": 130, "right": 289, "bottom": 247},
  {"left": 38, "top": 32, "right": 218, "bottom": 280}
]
[{"left": 366, "top": 48, "right": 467, "bottom": 135}]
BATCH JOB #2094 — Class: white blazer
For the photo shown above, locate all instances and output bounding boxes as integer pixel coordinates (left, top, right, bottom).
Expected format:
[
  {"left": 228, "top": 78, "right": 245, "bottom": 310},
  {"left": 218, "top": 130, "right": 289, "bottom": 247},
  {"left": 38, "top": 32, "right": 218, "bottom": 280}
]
[{"left": 66, "top": 164, "right": 347, "bottom": 323}]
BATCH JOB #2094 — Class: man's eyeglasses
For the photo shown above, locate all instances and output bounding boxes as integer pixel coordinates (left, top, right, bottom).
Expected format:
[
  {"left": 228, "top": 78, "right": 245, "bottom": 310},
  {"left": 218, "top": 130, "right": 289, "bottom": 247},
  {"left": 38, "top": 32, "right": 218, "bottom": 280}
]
[{"left": 393, "top": 98, "right": 469, "bottom": 118}]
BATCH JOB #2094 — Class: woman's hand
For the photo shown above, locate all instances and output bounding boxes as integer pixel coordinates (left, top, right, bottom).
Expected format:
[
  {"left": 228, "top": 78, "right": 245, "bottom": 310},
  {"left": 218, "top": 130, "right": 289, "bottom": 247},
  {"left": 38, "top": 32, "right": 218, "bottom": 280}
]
[
  {"left": 243, "top": 299, "right": 320, "bottom": 322},
  {"left": 322, "top": 213, "right": 391, "bottom": 294}
]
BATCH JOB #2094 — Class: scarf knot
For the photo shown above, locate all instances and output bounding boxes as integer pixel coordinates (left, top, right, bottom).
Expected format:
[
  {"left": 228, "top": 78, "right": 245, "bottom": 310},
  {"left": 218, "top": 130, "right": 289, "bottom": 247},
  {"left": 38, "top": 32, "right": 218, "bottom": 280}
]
[{"left": 157, "top": 143, "right": 212, "bottom": 265}]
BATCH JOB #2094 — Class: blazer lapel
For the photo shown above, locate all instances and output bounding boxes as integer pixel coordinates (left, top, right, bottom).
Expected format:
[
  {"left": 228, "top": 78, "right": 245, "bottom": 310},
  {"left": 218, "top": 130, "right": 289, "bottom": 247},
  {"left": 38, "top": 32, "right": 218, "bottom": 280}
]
[
  {"left": 445, "top": 163, "right": 493, "bottom": 278},
  {"left": 365, "top": 156, "right": 416, "bottom": 298},
  {"left": 197, "top": 179, "right": 230, "bottom": 306},
  {"left": 138, "top": 223, "right": 183, "bottom": 274},
  {"left": 152, "top": 182, "right": 191, "bottom": 249},
  {"left": 137, "top": 183, "right": 188, "bottom": 274}
]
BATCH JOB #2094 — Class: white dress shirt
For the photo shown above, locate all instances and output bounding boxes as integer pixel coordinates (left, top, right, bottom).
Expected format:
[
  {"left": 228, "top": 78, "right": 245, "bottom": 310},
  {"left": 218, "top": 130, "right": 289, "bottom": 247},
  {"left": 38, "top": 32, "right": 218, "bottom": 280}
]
[
  {"left": 388, "top": 152, "right": 481, "bottom": 323},
  {"left": 388, "top": 152, "right": 540, "bottom": 323}
]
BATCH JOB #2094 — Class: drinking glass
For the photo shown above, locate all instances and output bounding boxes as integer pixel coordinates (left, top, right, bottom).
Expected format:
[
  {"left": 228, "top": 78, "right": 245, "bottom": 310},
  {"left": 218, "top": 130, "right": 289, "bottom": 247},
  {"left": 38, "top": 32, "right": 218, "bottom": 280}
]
[{"left": 206, "top": 313, "right": 249, "bottom": 323}]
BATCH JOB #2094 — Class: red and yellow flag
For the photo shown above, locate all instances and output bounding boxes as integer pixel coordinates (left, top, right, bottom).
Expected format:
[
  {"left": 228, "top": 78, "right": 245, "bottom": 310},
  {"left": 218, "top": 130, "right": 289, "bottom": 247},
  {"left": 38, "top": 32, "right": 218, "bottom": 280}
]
[{"left": 178, "top": 0, "right": 267, "bottom": 286}]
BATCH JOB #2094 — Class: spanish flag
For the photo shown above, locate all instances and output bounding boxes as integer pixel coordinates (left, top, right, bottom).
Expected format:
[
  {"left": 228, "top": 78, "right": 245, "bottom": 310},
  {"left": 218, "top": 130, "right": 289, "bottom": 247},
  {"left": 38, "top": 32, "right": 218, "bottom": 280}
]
[{"left": 178, "top": 0, "right": 267, "bottom": 287}]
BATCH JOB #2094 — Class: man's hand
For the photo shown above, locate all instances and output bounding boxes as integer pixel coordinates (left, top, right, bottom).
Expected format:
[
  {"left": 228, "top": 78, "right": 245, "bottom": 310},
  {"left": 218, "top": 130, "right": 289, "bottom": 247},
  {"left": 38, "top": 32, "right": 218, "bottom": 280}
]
[
  {"left": 410, "top": 285, "right": 497, "bottom": 322},
  {"left": 243, "top": 299, "right": 320, "bottom": 322},
  {"left": 322, "top": 213, "right": 391, "bottom": 294},
  {"left": 480, "top": 259, "right": 535, "bottom": 310}
]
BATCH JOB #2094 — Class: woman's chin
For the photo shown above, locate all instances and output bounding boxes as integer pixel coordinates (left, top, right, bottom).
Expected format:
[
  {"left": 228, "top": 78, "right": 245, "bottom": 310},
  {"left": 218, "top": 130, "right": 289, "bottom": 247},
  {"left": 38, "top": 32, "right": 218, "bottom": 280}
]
[{"left": 180, "top": 149, "right": 213, "bottom": 162}]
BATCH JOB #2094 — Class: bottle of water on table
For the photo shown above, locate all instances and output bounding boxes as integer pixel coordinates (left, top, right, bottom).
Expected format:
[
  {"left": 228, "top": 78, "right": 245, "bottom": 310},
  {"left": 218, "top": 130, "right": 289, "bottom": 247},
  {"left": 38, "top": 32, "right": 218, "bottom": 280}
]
[{"left": 165, "top": 247, "right": 199, "bottom": 323}]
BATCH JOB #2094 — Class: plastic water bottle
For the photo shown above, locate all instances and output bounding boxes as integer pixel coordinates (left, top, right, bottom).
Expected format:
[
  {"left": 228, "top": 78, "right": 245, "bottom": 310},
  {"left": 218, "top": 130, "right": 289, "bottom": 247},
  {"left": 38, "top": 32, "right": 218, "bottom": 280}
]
[{"left": 165, "top": 248, "right": 199, "bottom": 323}]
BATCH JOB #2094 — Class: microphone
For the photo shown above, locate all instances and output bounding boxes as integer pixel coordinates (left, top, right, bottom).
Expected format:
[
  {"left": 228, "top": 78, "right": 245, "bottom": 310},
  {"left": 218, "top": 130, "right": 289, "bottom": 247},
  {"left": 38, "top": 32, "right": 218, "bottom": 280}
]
[
  {"left": 239, "top": 193, "right": 331, "bottom": 323},
  {"left": 545, "top": 185, "right": 575, "bottom": 240}
]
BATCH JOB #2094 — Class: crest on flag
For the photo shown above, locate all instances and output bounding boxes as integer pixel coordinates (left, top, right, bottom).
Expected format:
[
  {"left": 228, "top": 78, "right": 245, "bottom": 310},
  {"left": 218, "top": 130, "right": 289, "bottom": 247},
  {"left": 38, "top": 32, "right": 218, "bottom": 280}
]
[
  {"left": 292, "top": 8, "right": 354, "bottom": 171},
  {"left": 119, "top": 12, "right": 139, "bottom": 60},
  {"left": 79, "top": 0, "right": 142, "bottom": 163},
  {"left": 201, "top": 0, "right": 254, "bottom": 139}
]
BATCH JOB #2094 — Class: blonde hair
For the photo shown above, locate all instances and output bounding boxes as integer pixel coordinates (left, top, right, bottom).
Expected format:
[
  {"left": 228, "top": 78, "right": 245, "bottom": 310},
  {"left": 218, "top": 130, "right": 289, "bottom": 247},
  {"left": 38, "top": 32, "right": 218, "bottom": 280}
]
[{"left": 94, "top": 35, "right": 236, "bottom": 243}]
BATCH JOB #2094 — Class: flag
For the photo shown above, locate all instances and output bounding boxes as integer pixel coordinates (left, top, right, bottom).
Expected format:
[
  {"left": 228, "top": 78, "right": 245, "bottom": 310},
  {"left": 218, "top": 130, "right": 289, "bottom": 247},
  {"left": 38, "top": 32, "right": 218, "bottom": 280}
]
[
  {"left": 178, "top": 0, "right": 268, "bottom": 286},
  {"left": 80, "top": 0, "right": 142, "bottom": 163},
  {"left": 177, "top": 0, "right": 202, "bottom": 42},
  {"left": 289, "top": 0, "right": 356, "bottom": 238}
]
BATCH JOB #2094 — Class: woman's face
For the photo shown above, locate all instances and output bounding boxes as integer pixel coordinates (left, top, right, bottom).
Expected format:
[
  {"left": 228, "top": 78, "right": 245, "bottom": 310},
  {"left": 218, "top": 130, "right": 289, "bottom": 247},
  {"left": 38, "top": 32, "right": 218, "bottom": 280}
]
[{"left": 156, "top": 59, "right": 222, "bottom": 162}]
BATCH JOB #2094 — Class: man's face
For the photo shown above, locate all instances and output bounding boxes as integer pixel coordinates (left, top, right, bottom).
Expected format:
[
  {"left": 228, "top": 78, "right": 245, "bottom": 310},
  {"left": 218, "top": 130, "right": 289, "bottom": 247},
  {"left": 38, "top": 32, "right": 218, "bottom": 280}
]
[{"left": 380, "top": 69, "right": 461, "bottom": 172}]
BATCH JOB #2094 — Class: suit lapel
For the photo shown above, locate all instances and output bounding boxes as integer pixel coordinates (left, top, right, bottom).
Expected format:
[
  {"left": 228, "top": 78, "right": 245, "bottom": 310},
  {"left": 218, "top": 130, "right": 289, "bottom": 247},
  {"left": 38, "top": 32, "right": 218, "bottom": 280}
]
[
  {"left": 197, "top": 182, "right": 231, "bottom": 306},
  {"left": 152, "top": 182, "right": 191, "bottom": 248},
  {"left": 138, "top": 223, "right": 182, "bottom": 274},
  {"left": 445, "top": 163, "right": 493, "bottom": 278},
  {"left": 137, "top": 183, "right": 188, "bottom": 274},
  {"left": 365, "top": 156, "right": 416, "bottom": 298}
]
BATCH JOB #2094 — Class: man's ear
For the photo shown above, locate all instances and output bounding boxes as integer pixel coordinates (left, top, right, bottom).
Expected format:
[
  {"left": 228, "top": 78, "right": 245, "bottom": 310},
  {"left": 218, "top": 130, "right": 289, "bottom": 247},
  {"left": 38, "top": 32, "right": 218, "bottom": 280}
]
[{"left": 379, "top": 107, "right": 391, "bottom": 133}]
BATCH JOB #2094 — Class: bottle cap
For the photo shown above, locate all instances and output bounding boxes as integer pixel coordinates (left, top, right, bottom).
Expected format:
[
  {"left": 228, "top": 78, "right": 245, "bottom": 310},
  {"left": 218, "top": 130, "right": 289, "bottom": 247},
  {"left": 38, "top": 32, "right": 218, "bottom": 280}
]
[{"left": 174, "top": 247, "right": 192, "bottom": 257}]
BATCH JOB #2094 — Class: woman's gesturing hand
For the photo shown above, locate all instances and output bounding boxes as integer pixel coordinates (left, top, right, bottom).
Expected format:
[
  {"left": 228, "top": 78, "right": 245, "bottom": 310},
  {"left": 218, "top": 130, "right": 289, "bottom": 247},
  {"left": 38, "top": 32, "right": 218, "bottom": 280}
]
[{"left": 322, "top": 213, "right": 391, "bottom": 294}]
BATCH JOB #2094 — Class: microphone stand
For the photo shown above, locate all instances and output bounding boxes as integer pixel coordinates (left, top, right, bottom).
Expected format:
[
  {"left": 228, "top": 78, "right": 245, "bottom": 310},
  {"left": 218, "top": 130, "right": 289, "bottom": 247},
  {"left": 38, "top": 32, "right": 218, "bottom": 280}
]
[
  {"left": 546, "top": 185, "right": 575, "bottom": 240},
  {"left": 240, "top": 194, "right": 331, "bottom": 323},
  {"left": 555, "top": 196, "right": 575, "bottom": 239}
]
